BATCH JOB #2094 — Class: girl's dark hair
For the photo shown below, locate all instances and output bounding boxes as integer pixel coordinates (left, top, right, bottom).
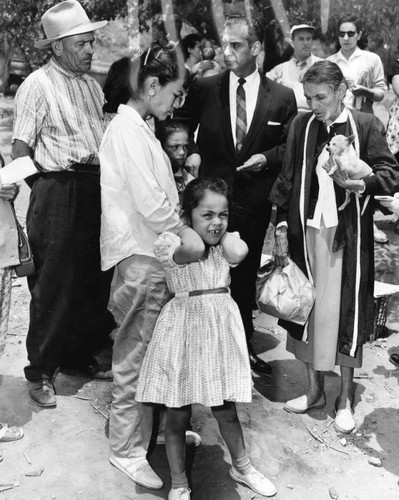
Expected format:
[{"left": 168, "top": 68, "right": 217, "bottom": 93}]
[
  {"left": 181, "top": 177, "right": 231, "bottom": 223},
  {"left": 337, "top": 14, "right": 363, "bottom": 33},
  {"left": 103, "top": 57, "right": 131, "bottom": 113},
  {"left": 303, "top": 60, "right": 347, "bottom": 92},
  {"left": 156, "top": 119, "right": 189, "bottom": 146},
  {"left": 130, "top": 45, "right": 184, "bottom": 100}
]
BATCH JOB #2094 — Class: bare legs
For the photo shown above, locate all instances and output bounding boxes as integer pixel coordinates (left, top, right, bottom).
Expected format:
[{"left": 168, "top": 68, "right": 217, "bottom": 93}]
[
  {"left": 211, "top": 401, "right": 247, "bottom": 461},
  {"left": 301, "top": 363, "right": 354, "bottom": 407},
  {"left": 166, "top": 401, "right": 246, "bottom": 480},
  {"left": 165, "top": 402, "right": 276, "bottom": 497},
  {"left": 303, "top": 362, "right": 324, "bottom": 403},
  {"left": 165, "top": 405, "right": 191, "bottom": 488},
  {"left": 337, "top": 366, "right": 354, "bottom": 409}
]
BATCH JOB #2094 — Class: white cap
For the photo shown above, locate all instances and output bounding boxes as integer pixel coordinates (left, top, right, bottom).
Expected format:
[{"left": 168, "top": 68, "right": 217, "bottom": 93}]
[{"left": 290, "top": 24, "right": 315, "bottom": 38}]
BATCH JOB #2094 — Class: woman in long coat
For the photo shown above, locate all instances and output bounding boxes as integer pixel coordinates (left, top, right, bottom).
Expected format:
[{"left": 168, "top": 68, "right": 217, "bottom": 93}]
[{"left": 270, "top": 61, "right": 399, "bottom": 433}]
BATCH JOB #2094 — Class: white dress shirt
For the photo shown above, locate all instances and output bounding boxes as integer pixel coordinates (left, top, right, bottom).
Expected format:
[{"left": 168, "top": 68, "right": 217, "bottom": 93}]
[
  {"left": 328, "top": 47, "right": 386, "bottom": 112},
  {"left": 99, "top": 104, "right": 181, "bottom": 270},
  {"left": 229, "top": 67, "right": 260, "bottom": 147},
  {"left": 266, "top": 54, "right": 322, "bottom": 113},
  {"left": 12, "top": 58, "right": 106, "bottom": 171}
]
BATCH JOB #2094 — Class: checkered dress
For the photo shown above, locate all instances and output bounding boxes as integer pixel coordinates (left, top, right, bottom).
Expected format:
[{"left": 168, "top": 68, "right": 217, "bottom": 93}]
[{"left": 136, "top": 232, "right": 252, "bottom": 408}]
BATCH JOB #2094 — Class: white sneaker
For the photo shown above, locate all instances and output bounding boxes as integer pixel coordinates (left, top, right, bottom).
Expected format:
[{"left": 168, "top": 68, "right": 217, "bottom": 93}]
[
  {"left": 229, "top": 465, "right": 277, "bottom": 497},
  {"left": 109, "top": 455, "right": 163, "bottom": 490},
  {"left": 156, "top": 430, "right": 201, "bottom": 447},
  {"left": 168, "top": 487, "right": 191, "bottom": 500}
]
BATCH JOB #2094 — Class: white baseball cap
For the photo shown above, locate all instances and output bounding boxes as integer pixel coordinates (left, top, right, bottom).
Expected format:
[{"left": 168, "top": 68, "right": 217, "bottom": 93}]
[{"left": 290, "top": 24, "right": 315, "bottom": 38}]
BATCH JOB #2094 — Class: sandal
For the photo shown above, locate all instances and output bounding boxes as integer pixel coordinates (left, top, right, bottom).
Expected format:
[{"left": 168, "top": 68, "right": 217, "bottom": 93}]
[{"left": 0, "top": 423, "right": 24, "bottom": 442}]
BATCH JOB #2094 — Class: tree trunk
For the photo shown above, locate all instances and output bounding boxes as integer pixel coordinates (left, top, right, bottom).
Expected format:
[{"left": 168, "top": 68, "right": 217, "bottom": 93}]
[
  {"left": 1, "top": 35, "right": 14, "bottom": 95},
  {"left": 126, "top": 0, "right": 140, "bottom": 54}
]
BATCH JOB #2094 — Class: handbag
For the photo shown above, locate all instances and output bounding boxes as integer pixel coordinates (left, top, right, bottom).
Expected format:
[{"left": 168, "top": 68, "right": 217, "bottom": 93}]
[
  {"left": 256, "top": 257, "right": 315, "bottom": 325},
  {"left": 10, "top": 204, "right": 35, "bottom": 277}
]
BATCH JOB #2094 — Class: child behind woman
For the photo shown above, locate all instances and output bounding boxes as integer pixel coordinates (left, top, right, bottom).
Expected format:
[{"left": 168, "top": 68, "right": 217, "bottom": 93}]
[
  {"left": 156, "top": 120, "right": 195, "bottom": 201},
  {"left": 136, "top": 178, "right": 277, "bottom": 499}
]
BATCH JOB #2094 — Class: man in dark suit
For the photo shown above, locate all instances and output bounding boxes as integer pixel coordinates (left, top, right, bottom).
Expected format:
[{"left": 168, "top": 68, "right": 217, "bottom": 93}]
[{"left": 177, "top": 15, "right": 297, "bottom": 375}]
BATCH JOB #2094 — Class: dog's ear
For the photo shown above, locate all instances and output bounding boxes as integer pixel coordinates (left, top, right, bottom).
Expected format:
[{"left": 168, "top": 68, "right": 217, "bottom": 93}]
[{"left": 346, "top": 134, "right": 355, "bottom": 145}]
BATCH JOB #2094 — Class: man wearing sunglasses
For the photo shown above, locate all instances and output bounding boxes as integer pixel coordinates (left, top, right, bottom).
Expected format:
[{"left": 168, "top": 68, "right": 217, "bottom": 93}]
[{"left": 328, "top": 14, "right": 385, "bottom": 115}]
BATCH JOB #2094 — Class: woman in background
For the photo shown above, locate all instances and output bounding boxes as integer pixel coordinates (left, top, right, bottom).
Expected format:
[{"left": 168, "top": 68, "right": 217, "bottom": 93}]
[{"left": 328, "top": 14, "right": 388, "bottom": 243}]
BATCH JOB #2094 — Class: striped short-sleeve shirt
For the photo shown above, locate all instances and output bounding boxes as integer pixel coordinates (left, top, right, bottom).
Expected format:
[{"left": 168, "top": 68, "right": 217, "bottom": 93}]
[{"left": 12, "top": 57, "right": 107, "bottom": 172}]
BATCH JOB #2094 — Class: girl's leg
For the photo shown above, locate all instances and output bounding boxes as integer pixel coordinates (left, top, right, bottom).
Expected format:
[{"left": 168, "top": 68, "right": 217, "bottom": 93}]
[
  {"left": 165, "top": 405, "right": 192, "bottom": 489},
  {"left": 211, "top": 401, "right": 246, "bottom": 462},
  {"left": 212, "top": 401, "right": 277, "bottom": 497}
]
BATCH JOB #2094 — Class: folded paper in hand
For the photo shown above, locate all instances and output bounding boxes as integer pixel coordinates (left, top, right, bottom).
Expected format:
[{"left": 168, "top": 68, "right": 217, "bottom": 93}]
[{"left": 256, "top": 258, "right": 315, "bottom": 325}]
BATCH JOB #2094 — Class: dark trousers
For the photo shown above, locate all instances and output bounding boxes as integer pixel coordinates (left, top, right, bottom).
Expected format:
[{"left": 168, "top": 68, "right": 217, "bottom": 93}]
[
  {"left": 230, "top": 203, "right": 272, "bottom": 343},
  {"left": 24, "top": 172, "right": 115, "bottom": 381}
]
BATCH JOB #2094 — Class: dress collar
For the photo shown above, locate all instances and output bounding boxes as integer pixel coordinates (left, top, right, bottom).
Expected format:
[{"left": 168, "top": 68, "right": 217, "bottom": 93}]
[
  {"left": 230, "top": 65, "right": 259, "bottom": 86},
  {"left": 326, "top": 106, "right": 348, "bottom": 132},
  {"left": 50, "top": 57, "right": 89, "bottom": 80}
]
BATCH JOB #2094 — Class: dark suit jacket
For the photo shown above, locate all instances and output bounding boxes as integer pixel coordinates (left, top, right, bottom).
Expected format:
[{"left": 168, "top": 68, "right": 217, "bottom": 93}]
[{"left": 177, "top": 70, "right": 297, "bottom": 211}]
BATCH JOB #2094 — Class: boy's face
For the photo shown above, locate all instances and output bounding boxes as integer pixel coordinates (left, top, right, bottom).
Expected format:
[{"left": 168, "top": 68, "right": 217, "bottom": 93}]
[{"left": 163, "top": 130, "right": 189, "bottom": 173}]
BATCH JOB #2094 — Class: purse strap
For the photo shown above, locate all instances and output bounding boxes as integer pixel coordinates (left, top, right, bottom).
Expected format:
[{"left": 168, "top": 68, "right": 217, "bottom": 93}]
[{"left": 9, "top": 202, "right": 24, "bottom": 248}]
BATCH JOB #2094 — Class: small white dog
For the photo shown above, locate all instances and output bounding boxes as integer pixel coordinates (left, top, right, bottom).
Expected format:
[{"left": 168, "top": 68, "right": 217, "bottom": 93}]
[{"left": 323, "top": 134, "right": 372, "bottom": 210}]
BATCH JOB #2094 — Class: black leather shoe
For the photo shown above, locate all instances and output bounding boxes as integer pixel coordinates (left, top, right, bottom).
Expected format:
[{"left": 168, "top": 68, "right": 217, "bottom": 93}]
[
  {"left": 389, "top": 353, "right": 399, "bottom": 368},
  {"left": 29, "top": 379, "right": 56, "bottom": 408},
  {"left": 249, "top": 353, "right": 273, "bottom": 375}
]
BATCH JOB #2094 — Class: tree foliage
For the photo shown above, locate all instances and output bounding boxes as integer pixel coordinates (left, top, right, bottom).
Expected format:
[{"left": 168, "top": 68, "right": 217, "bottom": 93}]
[{"left": 1, "top": 0, "right": 398, "bottom": 83}]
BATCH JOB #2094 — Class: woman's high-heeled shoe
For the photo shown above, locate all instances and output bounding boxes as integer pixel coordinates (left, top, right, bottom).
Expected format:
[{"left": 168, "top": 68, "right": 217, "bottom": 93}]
[
  {"left": 334, "top": 397, "right": 356, "bottom": 434},
  {"left": 283, "top": 392, "right": 326, "bottom": 414}
]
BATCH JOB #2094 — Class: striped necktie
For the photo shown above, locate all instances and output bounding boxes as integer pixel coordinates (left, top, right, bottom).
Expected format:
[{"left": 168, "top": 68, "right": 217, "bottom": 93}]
[{"left": 236, "top": 77, "right": 247, "bottom": 154}]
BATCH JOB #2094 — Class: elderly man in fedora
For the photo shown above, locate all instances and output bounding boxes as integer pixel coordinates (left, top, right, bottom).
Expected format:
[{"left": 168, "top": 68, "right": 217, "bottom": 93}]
[{"left": 11, "top": 0, "right": 116, "bottom": 408}]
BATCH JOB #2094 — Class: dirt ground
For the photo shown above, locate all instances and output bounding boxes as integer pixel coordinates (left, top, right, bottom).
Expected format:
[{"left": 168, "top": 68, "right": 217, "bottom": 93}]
[{"left": 1, "top": 95, "right": 399, "bottom": 500}]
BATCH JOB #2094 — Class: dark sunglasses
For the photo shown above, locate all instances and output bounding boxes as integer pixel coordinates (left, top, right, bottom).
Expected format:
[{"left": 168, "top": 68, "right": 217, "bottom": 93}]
[{"left": 338, "top": 31, "right": 357, "bottom": 38}]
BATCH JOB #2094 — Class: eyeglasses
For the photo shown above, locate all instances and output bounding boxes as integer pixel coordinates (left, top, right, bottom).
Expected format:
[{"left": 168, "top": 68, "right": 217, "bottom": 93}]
[{"left": 338, "top": 31, "right": 357, "bottom": 38}]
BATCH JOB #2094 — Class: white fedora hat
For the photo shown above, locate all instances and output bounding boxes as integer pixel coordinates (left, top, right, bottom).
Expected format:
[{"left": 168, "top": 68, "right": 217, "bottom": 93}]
[{"left": 34, "top": 0, "right": 107, "bottom": 50}]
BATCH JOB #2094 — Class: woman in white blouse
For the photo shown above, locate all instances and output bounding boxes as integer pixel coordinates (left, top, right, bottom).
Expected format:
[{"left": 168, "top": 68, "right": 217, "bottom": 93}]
[{"left": 99, "top": 47, "right": 198, "bottom": 491}]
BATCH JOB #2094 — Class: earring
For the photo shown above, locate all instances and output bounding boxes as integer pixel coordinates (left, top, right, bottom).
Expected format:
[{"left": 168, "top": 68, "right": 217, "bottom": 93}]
[{"left": 148, "top": 88, "right": 156, "bottom": 101}]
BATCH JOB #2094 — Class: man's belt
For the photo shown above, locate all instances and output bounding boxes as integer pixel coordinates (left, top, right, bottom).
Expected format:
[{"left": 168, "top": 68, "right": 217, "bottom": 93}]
[{"left": 68, "top": 163, "right": 100, "bottom": 175}]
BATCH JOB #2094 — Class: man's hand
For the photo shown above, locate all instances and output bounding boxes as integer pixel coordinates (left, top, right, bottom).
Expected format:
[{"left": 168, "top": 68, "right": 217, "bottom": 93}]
[
  {"left": 330, "top": 169, "right": 365, "bottom": 193},
  {"left": 273, "top": 225, "right": 289, "bottom": 268},
  {"left": 350, "top": 84, "right": 369, "bottom": 97},
  {"left": 185, "top": 153, "right": 201, "bottom": 178},
  {"left": 0, "top": 182, "right": 20, "bottom": 202},
  {"left": 236, "top": 154, "right": 267, "bottom": 173},
  {"left": 380, "top": 198, "right": 399, "bottom": 217}
]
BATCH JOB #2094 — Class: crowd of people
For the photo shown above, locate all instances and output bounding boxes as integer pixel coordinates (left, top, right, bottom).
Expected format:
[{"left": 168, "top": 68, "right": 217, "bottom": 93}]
[{"left": 1, "top": 1, "right": 399, "bottom": 498}]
